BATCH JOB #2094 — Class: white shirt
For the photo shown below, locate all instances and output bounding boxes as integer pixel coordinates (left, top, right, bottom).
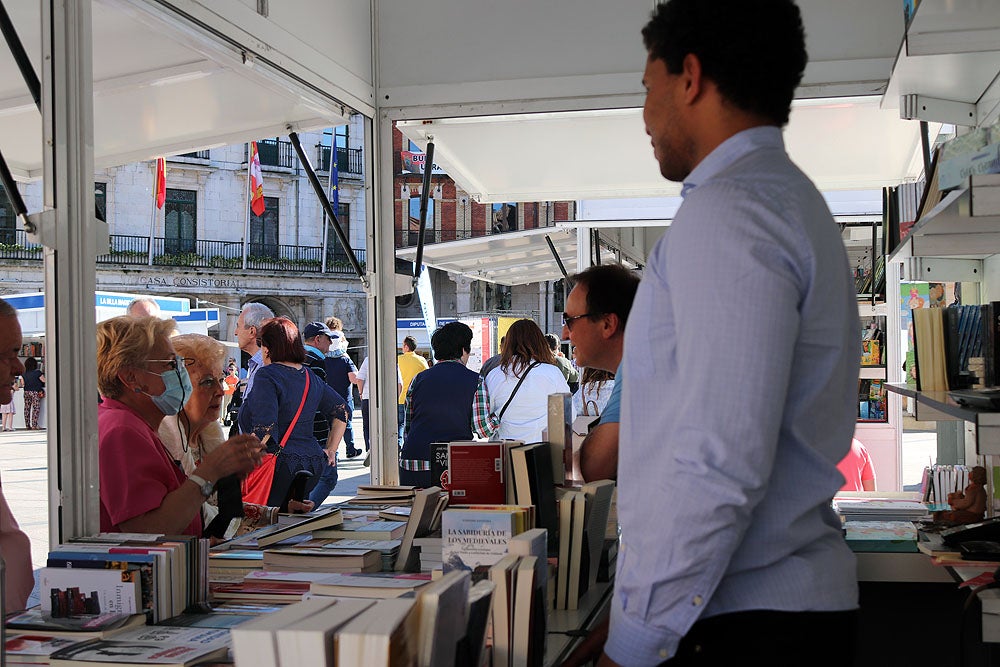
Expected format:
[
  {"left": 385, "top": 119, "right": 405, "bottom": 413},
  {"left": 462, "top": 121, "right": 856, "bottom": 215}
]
[
  {"left": 483, "top": 361, "right": 570, "bottom": 442},
  {"left": 356, "top": 357, "right": 403, "bottom": 400}
]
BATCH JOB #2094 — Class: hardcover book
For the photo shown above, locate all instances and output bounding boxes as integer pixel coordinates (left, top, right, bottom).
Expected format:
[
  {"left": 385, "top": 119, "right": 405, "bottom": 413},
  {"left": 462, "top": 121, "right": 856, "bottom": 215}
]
[{"left": 448, "top": 442, "right": 506, "bottom": 505}]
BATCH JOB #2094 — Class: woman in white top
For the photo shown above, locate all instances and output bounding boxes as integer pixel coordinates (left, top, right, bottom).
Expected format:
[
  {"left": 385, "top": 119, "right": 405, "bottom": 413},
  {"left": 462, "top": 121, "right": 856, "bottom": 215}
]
[
  {"left": 473, "top": 319, "right": 570, "bottom": 442},
  {"left": 573, "top": 367, "right": 616, "bottom": 418}
]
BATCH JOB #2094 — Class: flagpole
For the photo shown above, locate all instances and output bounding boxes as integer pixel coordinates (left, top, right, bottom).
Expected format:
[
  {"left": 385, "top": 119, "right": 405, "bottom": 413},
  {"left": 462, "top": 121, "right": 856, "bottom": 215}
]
[
  {"left": 321, "top": 138, "right": 332, "bottom": 273},
  {"left": 242, "top": 143, "right": 251, "bottom": 270},
  {"left": 147, "top": 159, "right": 157, "bottom": 266}
]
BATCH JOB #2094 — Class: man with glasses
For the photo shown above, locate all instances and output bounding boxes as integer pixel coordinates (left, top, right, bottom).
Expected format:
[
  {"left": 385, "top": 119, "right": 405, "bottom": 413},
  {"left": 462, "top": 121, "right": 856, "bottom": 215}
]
[
  {"left": 561, "top": 264, "right": 639, "bottom": 482},
  {"left": 232, "top": 302, "right": 274, "bottom": 437}
]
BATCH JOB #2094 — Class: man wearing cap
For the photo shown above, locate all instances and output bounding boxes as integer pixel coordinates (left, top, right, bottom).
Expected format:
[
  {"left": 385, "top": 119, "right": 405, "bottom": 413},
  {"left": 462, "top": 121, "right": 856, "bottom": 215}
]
[{"left": 302, "top": 322, "right": 353, "bottom": 504}]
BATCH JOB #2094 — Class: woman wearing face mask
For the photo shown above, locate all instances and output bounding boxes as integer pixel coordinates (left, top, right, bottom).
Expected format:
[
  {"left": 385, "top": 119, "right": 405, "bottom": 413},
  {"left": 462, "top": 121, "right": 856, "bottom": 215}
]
[{"left": 96, "top": 316, "right": 264, "bottom": 536}]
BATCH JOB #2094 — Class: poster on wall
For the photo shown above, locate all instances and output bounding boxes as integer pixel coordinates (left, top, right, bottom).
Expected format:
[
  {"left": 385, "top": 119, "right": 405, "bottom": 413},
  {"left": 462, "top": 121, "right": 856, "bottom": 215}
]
[{"left": 462, "top": 317, "right": 493, "bottom": 374}]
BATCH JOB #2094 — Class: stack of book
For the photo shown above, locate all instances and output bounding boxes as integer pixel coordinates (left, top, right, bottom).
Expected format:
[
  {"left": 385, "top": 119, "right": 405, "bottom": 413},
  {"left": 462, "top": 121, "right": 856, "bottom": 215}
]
[
  {"left": 833, "top": 496, "right": 930, "bottom": 522},
  {"left": 489, "top": 550, "right": 546, "bottom": 667},
  {"left": 414, "top": 533, "right": 442, "bottom": 571},
  {"left": 207, "top": 550, "right": 264, "bottom": 583},
  {"left": 47, "top": 533, "right": 208, "bottom": 622},
  {"left": 843, "top": 521, "right": 919, "bottom": 553},
  {"left": 347, "top": 485, "right": 418, "bottom": 507},
  {"left": 317, "top": 538, "right": 402, "bottom": 571}
]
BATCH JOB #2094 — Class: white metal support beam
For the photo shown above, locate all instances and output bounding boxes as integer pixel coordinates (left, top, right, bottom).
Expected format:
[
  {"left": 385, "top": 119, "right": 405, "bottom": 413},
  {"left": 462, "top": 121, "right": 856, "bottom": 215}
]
[
  {"left": 374, "top": 112, "right": 400, "bottom": 485},
  {"left": 41, "top": 0, "right": 101, "bottom": 541}
]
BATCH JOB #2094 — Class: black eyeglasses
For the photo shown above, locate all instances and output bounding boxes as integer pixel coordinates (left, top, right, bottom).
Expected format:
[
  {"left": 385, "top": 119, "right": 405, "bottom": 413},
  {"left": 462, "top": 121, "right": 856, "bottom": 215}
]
[
  {"left": 562, "top": 312, "right": 594, "bottom": 329},
  {"left": 147, "top": 356, "right": 194, "bottom": 370}
]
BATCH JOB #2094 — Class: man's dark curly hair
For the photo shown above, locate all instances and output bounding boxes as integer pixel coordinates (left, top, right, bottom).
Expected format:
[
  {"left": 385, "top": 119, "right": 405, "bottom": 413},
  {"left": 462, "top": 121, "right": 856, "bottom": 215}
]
[{"left": 641, "top": 0, "right": 807, "bottom": 127}]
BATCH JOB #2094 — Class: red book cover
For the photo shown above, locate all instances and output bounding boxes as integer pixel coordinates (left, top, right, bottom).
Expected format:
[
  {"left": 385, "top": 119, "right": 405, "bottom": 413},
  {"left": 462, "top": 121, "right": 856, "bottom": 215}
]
[{"left": 448, "top": 442, "right": 506, "bottom": 504}]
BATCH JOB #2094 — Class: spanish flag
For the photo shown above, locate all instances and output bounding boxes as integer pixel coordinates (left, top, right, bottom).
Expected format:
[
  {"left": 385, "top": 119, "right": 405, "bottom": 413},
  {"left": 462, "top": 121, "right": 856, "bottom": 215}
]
[
  {"left": 249, "top": 141, "right": 265, "bottom": 216},
  {"left": 154, "top": 157, "right": 166, "bottom": 209}
]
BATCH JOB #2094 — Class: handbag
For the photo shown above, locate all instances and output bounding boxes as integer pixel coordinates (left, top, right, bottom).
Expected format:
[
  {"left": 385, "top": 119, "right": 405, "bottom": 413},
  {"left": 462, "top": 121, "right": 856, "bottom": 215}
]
[
  {"left": 483, "top": 361, "right": 540, "bottom": 437},
  {"left": 241, "top": 368, "right": 311, "bottom": 505}
]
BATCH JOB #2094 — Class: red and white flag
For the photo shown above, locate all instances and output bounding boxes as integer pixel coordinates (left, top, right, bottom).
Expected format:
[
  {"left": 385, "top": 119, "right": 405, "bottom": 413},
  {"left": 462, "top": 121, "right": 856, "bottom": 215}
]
[
  {"left": 249, "top": 141, "right": 265, "bottom": 216},
  {"left": 154, "top": 157, "right": 166, "bottom": 209}
]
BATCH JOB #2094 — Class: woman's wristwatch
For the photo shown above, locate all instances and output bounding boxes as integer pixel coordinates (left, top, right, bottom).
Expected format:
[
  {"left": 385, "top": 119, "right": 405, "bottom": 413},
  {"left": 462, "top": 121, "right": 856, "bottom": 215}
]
[{"left": 187, "top": 473, "right": 214, "bottom": 498}]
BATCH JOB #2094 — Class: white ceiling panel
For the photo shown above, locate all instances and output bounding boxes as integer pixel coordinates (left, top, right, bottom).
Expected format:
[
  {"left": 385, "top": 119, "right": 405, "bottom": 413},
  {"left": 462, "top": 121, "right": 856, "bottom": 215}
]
[
  {"left": 0, "top": 0, "right": 357, "bottom": 179},
  {"left": 398, "top": 97, "right": 926, "bottom": 204}
]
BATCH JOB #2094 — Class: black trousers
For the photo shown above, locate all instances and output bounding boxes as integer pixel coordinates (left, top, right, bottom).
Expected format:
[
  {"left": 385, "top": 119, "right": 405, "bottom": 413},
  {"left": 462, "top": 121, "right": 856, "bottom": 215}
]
[{"left": 661, "top": 609, "right": 857, "bottom": 666}]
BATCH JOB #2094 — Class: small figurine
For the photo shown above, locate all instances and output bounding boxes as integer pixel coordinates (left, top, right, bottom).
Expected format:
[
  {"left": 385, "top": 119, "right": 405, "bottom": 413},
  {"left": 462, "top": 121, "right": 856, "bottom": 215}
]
[{"left": 933, "top": 465, "right": 988, "bottom": 524}]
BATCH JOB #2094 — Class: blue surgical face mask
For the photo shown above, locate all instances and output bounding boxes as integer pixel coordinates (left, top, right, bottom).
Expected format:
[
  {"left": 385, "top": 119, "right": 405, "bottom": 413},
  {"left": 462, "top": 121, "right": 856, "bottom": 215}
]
[{"left": 142, "top": 360, "right": 193, "bottom": 416}]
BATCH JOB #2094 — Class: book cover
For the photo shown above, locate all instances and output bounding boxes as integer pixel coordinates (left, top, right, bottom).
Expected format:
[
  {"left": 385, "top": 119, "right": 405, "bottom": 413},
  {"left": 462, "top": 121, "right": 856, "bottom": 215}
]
[
  {"left": 47, "top": 551, "right": 159, "bottom": 622},
  {"left": 448, "top": 442, "right": 506, "bottom": 505},
  {"left": 396, "top": 487, "right": 446, "bottom": 573},
  {"left": 39, "top": 567, "right": 142, "bottom": 617},
  {"left": 5, "top": 610, "right": 147, "bottom": 641},
  {"left": 5, "top": 634, "right": 80, "bottom": 664},
  {"left": 49, "top": 626, "right": 230, "bottom": 667},
  {"left": 430, "top": 441, "right": 451, "bottom": 491},
  {"left": 441, "top": 508, "right": 517, "bottom": 582}
]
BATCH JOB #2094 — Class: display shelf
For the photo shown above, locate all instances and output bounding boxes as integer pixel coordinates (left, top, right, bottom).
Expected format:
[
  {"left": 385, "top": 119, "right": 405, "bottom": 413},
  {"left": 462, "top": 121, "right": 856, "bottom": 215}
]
[
  {"left": 883, "top": 0, "right": 1000, "bottom": 120},
  {"left": 888, "top": 174, "right": 1000, "bottom": 262},
  {"left": 885, "top": 382, "right": 1000, "bottom": 454}
]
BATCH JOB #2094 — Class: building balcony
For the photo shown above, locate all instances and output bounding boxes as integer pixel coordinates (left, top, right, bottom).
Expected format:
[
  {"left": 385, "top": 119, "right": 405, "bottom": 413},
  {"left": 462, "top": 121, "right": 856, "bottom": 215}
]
[
  {"left": 317, "top": 145, "right": 363, "bottom": 177},
  {"left": 0, "top": 231, "right": 365, "bottom": 276},
  {"left": 247, "top": 138, "right": 296, "bottom": 170}
]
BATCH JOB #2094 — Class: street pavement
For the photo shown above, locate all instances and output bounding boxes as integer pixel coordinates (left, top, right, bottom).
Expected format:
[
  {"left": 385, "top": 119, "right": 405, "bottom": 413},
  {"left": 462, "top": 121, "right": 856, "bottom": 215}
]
[{"left": 0, "top": 410, "right": 370, "bottom": 569}]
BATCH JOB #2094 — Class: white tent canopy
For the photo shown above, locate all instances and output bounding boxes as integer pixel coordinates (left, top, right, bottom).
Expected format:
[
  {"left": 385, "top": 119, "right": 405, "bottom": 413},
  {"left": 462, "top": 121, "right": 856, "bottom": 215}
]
[{"left": 395, "top": 226, "right": 624, "bottom": 286}]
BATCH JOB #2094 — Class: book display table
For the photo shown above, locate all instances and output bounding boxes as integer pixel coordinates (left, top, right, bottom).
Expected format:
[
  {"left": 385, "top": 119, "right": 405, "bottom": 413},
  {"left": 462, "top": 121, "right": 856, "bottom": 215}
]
[{"left": 544, "top": 582, "right": 612, "bottom": 666}]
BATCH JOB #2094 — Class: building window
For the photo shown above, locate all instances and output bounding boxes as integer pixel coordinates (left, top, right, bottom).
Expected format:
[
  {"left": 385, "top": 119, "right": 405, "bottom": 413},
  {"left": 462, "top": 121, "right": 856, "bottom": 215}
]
[
  {"left": 94, "top": 182, "right": 107, "bottom": 222},
  {"left": 408, "top": 193, "right": 435, "bottom": 245},
  {"left": 553, "top": 279, "right": 566, "bottom": 312},
  {"left": 471, "top": 279, "right": 512, "bottom": 312},
  {"left": 164, "top": 188, "right": 197, "bottom": 254},
  {"left": 250, "top": 196, "right": 280, "bottom": 259},
  {"left": 0, "top": 184, "right": 14, "bottom": 245},
  {"left": 492, "top": 203, "right": 517, "bottom": 232}
]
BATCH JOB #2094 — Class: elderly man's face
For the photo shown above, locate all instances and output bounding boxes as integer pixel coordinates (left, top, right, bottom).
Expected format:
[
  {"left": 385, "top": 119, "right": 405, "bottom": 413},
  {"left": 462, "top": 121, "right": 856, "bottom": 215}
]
[{"left": 0, "top": 316, "right": 25, "bottom": 405}]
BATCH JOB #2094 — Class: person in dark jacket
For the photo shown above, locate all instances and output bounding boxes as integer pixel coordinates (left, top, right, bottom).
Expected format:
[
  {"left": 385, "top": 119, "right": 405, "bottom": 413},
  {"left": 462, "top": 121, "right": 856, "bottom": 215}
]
[{"left": 399, "top": 322, "right": 479, "bottom": 487}]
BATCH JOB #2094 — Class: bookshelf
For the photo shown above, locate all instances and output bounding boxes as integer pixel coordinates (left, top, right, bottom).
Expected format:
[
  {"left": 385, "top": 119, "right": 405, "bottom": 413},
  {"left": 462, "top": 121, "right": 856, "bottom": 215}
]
[{"left": 885, "top": 382, "right": 1000, "bottom": 456}]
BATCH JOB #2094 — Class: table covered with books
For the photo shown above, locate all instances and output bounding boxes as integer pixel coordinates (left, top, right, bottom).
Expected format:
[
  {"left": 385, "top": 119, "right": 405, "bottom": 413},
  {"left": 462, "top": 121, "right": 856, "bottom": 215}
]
[{"left": 6, "top": 439, "right": 620, "bottom": 667}]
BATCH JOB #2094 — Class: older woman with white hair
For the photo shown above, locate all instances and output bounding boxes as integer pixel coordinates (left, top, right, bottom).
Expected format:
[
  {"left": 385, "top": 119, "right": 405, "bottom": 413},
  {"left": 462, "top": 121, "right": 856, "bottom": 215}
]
[
  {"left": 157, "top": 334, "right": 247, "bottom": 536},
  {"left": 97, "top": 316, "right": 264, "bottom": 537}
]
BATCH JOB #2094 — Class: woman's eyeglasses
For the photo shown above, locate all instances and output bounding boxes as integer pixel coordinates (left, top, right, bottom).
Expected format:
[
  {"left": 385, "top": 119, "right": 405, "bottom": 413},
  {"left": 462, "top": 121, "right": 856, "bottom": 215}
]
[{"left": 147, "top": 356, "right": 194, "bottom": 370}]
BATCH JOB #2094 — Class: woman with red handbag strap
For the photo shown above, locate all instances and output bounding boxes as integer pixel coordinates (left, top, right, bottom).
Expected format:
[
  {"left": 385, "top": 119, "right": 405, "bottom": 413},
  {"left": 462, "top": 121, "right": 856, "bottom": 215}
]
[{"left": 239, "top": 317, "right": 349, "bottom": 507}]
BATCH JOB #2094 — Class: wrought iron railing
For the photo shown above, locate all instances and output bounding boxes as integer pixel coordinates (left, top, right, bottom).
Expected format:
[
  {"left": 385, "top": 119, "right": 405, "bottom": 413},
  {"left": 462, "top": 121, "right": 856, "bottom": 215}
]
[
  {"left": 252, "top": 139, "right": 296, "bottom": 169},
  {"left": 318, "top": 145, "right": 364, "bottom": 176},
  {"left": 0, "top": 228, "right": 43, "bottom": 260},
  {"left": 9, "top": 230, "right": 366, "bottom": 275},
  {"left": 174, "top": 150, "right": 210, "bottom": 160}
]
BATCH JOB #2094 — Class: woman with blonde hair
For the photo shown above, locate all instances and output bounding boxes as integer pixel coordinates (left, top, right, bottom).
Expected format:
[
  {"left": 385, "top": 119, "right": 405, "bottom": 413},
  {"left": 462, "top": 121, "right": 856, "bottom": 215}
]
[
  {"left": 97, "top": 316, "right": 263, "bottom": 536},
  {"left": 473, "top": 318, "right": 569, "bottom": 442}
]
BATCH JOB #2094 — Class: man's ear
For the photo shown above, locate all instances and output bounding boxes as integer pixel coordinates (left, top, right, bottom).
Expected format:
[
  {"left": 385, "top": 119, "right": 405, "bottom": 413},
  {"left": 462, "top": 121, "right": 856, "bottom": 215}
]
[
  {"left": 601, "top": 313, "right": 623, "bottom": 339},
  {"left": 117, "top": 369, "right": 139, "bottom": 392},
  {"left": 681, "top": 52, "right": 703, "bottom": 105}
]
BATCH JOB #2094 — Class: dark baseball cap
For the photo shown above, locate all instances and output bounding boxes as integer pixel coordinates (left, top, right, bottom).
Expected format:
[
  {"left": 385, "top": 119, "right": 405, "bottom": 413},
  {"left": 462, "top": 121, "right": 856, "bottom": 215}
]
[{"left": 303, "top": 321, "right": 334, "bottom": 339}]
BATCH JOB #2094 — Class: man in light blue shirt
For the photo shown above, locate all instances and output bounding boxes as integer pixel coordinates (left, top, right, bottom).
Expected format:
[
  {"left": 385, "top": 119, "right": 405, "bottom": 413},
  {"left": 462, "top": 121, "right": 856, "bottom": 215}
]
[
  {"left": 233, "top": 302, "right": 274, "bottom": 435},
  {"left": 597, "top": 1, "right": 861, "bottom": 665}
]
